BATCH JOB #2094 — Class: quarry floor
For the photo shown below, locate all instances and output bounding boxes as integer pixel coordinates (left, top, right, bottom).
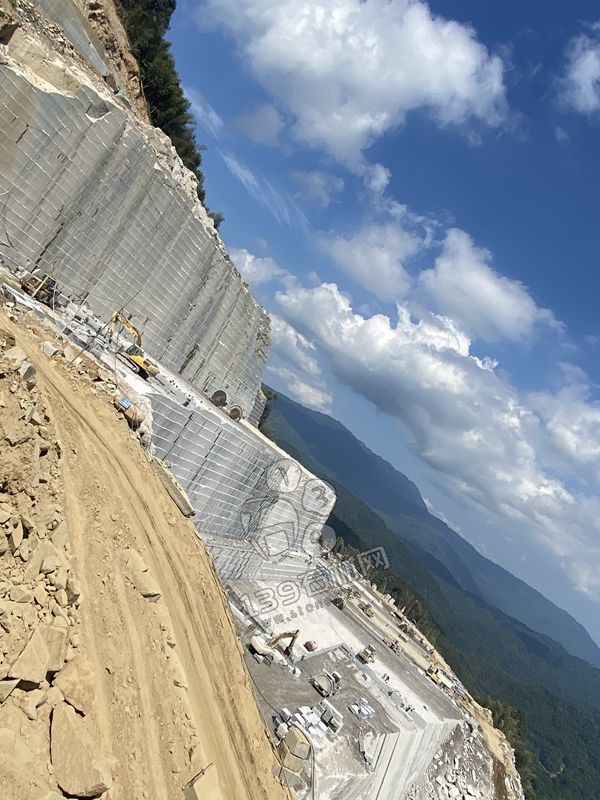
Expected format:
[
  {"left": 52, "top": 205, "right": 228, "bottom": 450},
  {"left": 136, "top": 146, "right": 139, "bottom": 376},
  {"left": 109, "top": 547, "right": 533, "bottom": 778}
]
[{"left": 0, "top": 307, "right": 286, "bottom": 800}]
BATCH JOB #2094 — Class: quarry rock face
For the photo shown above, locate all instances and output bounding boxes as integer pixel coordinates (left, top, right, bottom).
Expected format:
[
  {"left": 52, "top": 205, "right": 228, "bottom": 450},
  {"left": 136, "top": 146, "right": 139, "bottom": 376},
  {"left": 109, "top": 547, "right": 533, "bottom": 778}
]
[
  {"left": 0, "top": 5, "right": 524, "bottom": 799},
  {"left": 0, "top": 0, "right": 334, "bottom": 584},
  {"left": 150, "top": 394, "right": 336, "bottom": 580},
  {"left": 0, "top": 22, "right": 269, "bottom": 419}
]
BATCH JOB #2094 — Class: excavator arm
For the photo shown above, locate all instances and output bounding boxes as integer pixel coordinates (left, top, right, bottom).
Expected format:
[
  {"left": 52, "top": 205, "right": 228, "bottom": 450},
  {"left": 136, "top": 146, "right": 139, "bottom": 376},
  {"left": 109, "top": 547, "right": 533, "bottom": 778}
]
[
  {"left": 108, "top": 311, "right": 143, "bottom": 347},
  {"left": 268, "top": 629, "right": 300, "bottom": 657},
  {"left": 107, "top": 311, "right": 159, "bottom": 379}
]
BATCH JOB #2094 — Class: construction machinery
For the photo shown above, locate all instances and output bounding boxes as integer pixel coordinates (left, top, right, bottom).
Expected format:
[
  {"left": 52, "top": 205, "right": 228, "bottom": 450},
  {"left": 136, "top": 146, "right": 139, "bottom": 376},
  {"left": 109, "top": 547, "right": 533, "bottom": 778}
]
[
  {"left": 357, "top": 645, "right": 376, "bottom": 664},
  {"left": 426, "top": 666, "right": 442, "bottom": 686},
  {"left": 358, "top": 601, "right": 375, "bottom": 618},
  {"left": 19, "top": 271, "right": 58, "bottom": 306},
  {"left": 311, "top": 670, "right": 341, "bottom": 698},
  {"left": 383, "top": 636, "right": 402, "bottom": 654},
  {"left": 108, "top": 311, "right": 159, "bottom": 380},
  {"left": 268, "top": 629, "right": 300, "bottom": 657}
]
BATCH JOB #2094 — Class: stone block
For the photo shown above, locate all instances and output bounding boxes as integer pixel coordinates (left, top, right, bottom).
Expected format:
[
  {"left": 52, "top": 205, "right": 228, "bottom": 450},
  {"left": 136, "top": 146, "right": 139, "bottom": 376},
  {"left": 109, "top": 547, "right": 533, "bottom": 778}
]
[
  {"left": 184, "top": 763, "right": 220, "bottom": 800},
  {"left": 51, "top": 702, "right": 111, "bottom": 798},
  {"left": 9, "top": 624, "right": 68, "bottom": 684},
  {"left": 53, "top": 656, "right": 94, "bottom": 715}
]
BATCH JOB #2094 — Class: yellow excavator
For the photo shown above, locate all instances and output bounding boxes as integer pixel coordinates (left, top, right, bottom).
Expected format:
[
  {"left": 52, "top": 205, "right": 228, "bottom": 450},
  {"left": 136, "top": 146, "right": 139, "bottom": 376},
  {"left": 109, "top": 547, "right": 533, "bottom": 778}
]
[
  {"left": 107, "top": 311, "right": 160, "bottom": 380},
  {"left": 268, "top": 629, "right": 300, "bottom": 657}
]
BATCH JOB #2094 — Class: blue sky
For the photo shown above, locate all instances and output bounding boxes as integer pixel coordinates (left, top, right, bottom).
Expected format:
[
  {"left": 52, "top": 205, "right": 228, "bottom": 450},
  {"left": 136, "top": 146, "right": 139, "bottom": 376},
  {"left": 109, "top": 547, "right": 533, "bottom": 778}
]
[{"left": 169, "top": 0, "right": 600, "bottom": 644}]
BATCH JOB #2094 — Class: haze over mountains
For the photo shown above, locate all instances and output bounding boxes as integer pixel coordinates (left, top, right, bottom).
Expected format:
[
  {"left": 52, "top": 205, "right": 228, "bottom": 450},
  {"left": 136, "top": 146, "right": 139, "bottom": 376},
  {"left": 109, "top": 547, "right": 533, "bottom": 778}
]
[
  {"left": 263, "top": 387, "right": 600, "bottom": 799},
  {"left": 266, "top": 388, "right": 600, "bottom": 667}
]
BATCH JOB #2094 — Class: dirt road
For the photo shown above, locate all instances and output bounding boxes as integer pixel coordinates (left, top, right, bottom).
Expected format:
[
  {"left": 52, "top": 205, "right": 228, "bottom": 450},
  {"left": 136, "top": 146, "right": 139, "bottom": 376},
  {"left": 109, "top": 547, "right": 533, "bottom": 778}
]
[{"left": 1, "top": 310, "right": 287, "bottom": 800}]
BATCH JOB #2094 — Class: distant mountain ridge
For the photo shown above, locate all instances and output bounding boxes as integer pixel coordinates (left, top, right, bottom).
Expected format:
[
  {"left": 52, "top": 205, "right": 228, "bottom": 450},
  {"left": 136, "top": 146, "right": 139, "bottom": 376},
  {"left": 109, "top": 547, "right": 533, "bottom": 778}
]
[
  {"left": 263, "top": 387, "right": 600, "bottom": 798},
  {"left": 266, "top": 388, "right": 600, "bottom": 669}
]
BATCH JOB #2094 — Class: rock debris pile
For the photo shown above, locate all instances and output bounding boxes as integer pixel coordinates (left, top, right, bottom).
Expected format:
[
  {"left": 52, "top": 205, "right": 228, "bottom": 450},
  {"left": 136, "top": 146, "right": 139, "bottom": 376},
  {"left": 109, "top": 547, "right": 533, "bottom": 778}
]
[
  {"left": 0, "top": 329, "right": 112, "bottom": 799},
  {"left": 409, "top": 720, "right": 519, "bottom": 800}
]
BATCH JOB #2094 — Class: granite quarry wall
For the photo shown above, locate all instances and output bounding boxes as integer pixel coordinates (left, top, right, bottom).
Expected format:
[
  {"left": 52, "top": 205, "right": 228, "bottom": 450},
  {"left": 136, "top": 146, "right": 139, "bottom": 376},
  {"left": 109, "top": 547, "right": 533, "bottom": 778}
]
[
  {"left": 0, "top": 15, "right": 269, "bottom": 418},
  {"left": 150, "top": 393, "right": 336, "bottom": 581},
  {"left": 0, "top": 3, "right": 335, "bottom": 581}
]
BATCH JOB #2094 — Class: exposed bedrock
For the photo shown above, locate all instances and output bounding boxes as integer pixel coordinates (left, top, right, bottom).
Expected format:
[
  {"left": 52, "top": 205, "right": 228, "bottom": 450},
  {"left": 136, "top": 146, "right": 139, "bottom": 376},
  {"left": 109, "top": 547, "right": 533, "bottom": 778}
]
[
  {"left": 150, "top": 394, "right": 336, "bottom": 580},
  {"left": 0, "top": 31, "right": 269, "bottom": 417}
]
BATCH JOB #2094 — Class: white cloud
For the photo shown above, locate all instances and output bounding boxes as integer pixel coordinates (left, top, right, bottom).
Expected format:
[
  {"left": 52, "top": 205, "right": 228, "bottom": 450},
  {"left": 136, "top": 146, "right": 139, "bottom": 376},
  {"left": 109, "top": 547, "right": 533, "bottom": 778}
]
[
  {"left": 555, "top": 125, "right": 570, "bottom": 144},
  {"left": 558, "top": 24, "right": 600, "bottom": 115},
  {"left": 568, "top": 562, "right": 600, "bottom": 602},
  {"left": 185, "top": 87, "right": 224, "bottom": 138},
  {"left": 199, "top": 0, "right": 507, "bottom": 174},
  {"left": 530, "top": 369, "right": 600, "bottom": 480},
  {"left": 268, "top": 366, "right": 332, "bottom": 410},
  {"left": 230, "top": 247, "right": 286, "bottom": 286},
  {"left": 290, "top": 170, "right": 345, "bottom": 208},
  {"left": 419, "top": 228, "right": 558, "bottom": 342},
  {"left": 235, "top": 103, "right": 285, "bottom": 144},
  {"left": 275, "top": 279, "right": 600, "bottom": 602},
  {"left": 267, "top": 313, "right": 331, "bottom": 410},
  {"left": 362, "top": 163, "right": 392, "bottom": 194},
  {"left": 423, "top": 496, "right": 462, "bottom": 534},
  {"left": 318, "top": 212, "right": 431, "bottom": 302},
  {"left": 270, "top": 313, "right": 322, "bottom": 376},
  {"left": 220, "top": 151, "right": 309, "bottom": 230}
]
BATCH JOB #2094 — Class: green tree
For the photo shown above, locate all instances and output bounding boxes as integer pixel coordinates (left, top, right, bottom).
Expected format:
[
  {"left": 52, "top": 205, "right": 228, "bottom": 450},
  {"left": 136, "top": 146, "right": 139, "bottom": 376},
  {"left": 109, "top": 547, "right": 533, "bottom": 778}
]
[{"left": 116, "top": 0, "right": 223, "bottom": 226}]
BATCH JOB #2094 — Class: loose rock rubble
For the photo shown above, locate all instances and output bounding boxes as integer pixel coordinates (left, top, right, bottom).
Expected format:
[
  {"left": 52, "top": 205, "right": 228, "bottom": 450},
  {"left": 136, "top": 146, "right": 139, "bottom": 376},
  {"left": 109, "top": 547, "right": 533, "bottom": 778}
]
[
  {"left": 408, "top": 720, "right": 522, "bottom": 800},
  {"left": 0, "top": 309, "right": 289, "bottom": 800},
  {"left": 0, "top": 329, "right": 112, "bottom": 798}
]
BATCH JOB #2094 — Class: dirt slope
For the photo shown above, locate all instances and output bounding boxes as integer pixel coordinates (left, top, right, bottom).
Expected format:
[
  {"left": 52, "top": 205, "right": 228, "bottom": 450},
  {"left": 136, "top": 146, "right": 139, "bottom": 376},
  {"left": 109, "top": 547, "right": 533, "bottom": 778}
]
[{"left": 0, "top": 308, "right": 287, "bottom": 800}]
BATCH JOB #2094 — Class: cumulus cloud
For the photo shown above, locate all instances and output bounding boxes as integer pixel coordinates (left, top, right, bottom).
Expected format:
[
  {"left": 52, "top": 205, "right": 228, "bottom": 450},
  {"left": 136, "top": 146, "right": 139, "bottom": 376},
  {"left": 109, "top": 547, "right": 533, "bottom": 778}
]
[
  {"left": 529, "top": 368, "right": 600, "bottom": 480},
  {"left": 318, "top": 212, "right": 432, "bottom": 302},
  {"left": 420, "top": 228, "right": 558, "bottom": 342},
  {"left": 267, "top": 314, "right": 331, "bottom": 411},
  {"left": 235, "top": 103, "right": 285, "bottom": 144},
  {"left": 268, "top": 366, "right": 332, "bottom": 410},
  {"left": 185, "top": 87, "right": 224, "bottom": 138},
  {"left": 230, "top": 247, "right": 286, "bottom": 286},
  {"left": 363, "top": 163, "right": 392, "bottom": 195},
  {"left": 558, "top": 24, "right": 600, "bottom": 115},
  {"left": 270, "top": 313, "right": 322, "bottom": 376},
  {"left": 199, "top": 0, "right": 507, "bottom": 174},
  {"left": 290, "top": 170, "right": 345, "bottom": 208},
  {"left": 275, "top": 279, "right": 600, "bottom": 601}
]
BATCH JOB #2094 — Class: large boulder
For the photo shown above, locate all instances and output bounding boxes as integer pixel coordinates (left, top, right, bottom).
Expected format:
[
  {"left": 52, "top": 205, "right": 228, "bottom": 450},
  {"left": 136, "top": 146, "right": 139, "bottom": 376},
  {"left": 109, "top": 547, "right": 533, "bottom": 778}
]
[
  {"left": 3, "top": 345, "right": 26, "bottom": 369},
  {"left": 53, "top": 656, "right": 94, "bottom": 716},
  {"left": 127, "top": 569, "right": 161, "bottom": 602},
  {"left": 24, "top": 540, "right": 67, "bottom": 582},
  {"left": 9, "top": 624, "right": 68, "bottom": 684},
  {"left": 51, "top": 702, "right": 112, "bottom": 798}
]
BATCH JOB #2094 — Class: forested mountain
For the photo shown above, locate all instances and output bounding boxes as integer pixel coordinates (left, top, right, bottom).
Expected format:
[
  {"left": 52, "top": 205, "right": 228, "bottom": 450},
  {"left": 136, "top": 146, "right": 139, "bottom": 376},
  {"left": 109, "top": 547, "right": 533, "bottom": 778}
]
[
  {"left": 264, "top": 389, "right": 600, "bottom": 669},
  {"left": 262, "top": 387, "right": 600, "bottom": 799}
]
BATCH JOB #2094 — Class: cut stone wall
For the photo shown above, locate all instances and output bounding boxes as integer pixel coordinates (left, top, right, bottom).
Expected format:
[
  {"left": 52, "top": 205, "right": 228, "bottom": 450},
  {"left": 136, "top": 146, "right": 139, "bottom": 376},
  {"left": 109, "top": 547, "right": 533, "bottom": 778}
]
[
  {"left": 149, "top": 393, "right": 336, "bottom": 581},
  {"left": 328, "top": 719, "right": 460, "bottom": 800},
  {"left": 0, "top": 9, "right": 336, "bottom": 580},
  {"left": 0, "top": 45, "right": 269, "bottom": 416}
]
